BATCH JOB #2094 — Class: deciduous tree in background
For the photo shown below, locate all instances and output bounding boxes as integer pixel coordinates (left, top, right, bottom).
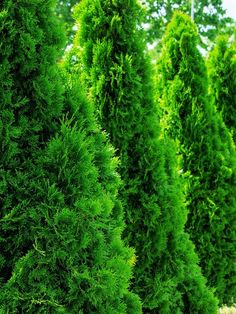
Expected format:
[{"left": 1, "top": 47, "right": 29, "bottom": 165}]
[
  {"left": 156, "top": 11, "right": 236, "bottom": 305},
  {"left": 56, "top": 0, "right": 79, "bottom": 45},
  {"left": 55, "top": 0, "right": 234, "bottom": 50},
  {"left": 144, "top": 0, "right": 234, "bottom": 49},
  {"left": 75, "top": 0, "right": 218, "bottom": 312},
  {"left": 0, "top": 0, "right": 141, "bottom": 312},
  {"left": 208, "top": 34, "right": 236, "bottom": 142}
]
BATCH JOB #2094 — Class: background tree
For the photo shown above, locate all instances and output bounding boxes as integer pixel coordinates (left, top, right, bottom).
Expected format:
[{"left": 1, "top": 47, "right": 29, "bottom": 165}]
[
  {"left": 75, "top": 0, "right": 218, "bottom": 312},
  {"left": 56, "top": 0, "right": 79, "bottom": 45},
  {"left": 144, "top": 0, "right": 234, "bottom": 49},
  {"left": 55, "top": 0, "right": 234, "bottom": 50},
  {"left": 207, "top": 33, "right": 236, "bottom": 142},
  {"left": 0, "top": 0, "right": 141, "bottom": 312},
  {"left": 156, "top": 11, "right": 236, "bottom": 305}
]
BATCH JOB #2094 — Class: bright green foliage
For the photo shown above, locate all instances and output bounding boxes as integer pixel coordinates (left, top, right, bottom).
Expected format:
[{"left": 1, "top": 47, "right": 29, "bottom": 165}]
[
  {"left": 76, "top": 1, "right": 218, "bottom": 312},
  {"left": 0, "top": 117, "right": 141, "bottom": 313},
  {"left": 208, "top": 34, "right": 236, "bottom": 142},
  {"left": 156, "top": 11, "right": 236, "bottom": 305},
  {"left": 0, "top": 0, "right": 141, "bottom": 312}
]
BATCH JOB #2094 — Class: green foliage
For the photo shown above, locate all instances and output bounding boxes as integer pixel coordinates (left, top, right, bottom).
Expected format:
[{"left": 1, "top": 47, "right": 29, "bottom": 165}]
[
  {"left": 0, "top": 0, "right": 66, "bottom": 282},
  {"left": 56, "top": 0, "right": 79, "bottom": 46},
  {"left": 156, "top": 11, "right": 236, "bottom": 305},
  {"left": 0, "top": 118, "right": 141, "bottom": 313},
  {"left": 0, "top": 0, "right": 141, "bottom": 312},
  {"left": 56, "top": 0, "right": 234, "bottom": 50},
  {"left": 76, "top": 0, "right": 218, "bottom": 312},
  {"left": 208, "top": 34, "right": 236, "bottom": 142},
  {"left": 144, "top": 0, "right": 235, "bottom": 48}
]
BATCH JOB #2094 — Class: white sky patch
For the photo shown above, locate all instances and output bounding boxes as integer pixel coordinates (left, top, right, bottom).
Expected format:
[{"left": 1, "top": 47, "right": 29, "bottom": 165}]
[{"left": 222, "top": 0, "right": 236, "bottom": 21}]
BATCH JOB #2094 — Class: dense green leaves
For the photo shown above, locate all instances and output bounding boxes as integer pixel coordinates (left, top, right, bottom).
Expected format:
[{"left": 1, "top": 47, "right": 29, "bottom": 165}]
[
  {"left": 0, "top": 0, "right": 141, "bottom": 312},
  {"left": 0, "top": 0, "right": 66, "bottom": 283},
  {"left": 1, "top": 0, "right": 235, "bottom": 311},
  {"left": 0, "top": 118, "right": 141, "bottom": 313},
  {"left": 76, "top": 0, "right": 218, "bottom": 312},
  {"left": 156, "top": 11, "right": 236, "bottom": 305},
  {"left": 208, "top": 34, "right": 236, "bottom": 142}
]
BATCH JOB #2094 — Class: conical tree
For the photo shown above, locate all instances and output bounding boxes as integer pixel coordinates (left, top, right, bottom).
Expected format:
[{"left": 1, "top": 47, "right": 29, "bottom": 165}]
[
  {"left": 0, "top": 0, "right": 141, "bottom": 312},
  {"left": 156, "top": 12, "right": 236, "bottom": 305},
  {"left": 208, "top": 34, "right": 236, "bottom": 142},
  {"left": 75, "top": 0, "right": 218, "bottom": 312}
]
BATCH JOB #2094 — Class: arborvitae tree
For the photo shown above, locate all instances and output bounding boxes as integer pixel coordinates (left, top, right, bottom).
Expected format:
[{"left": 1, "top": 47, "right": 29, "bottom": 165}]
[
  {"left": 0, "top": 0, "right": 141, "bottom": 312},
  {"left": 208, "top": 34, "right": 236, "bottom": 142},
  {"left": 156, "top": 11, "right": 236, "bottom": 305},
  {"left": 0, "top": 0, "right": 65, "bottom": 283},
  {"left": 76, "top": 1, "right": 218, "bottom": 312}
]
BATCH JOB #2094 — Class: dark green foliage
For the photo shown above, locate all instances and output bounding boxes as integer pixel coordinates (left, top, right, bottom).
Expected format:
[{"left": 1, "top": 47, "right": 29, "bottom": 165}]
[
  {"left": 76, "top": 0, "right": 218, "bottom": 312},
  {"left": 0, "top": 0, "right": 66, "bottom": 283},
  {"left": 0, "top": 0, "right": 141, "bottom": 312},
  {"left": 208, "top": 34, "right": 236, "bottom": 142},
  {"left": 156, "top": 11, "right": 236, "bottom": 305}
]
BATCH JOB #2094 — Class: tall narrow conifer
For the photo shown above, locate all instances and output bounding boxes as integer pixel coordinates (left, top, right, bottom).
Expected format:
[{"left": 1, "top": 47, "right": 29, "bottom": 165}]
[
  {"left": 0, "top": 1, "right": 141, "bottom": 312},
  {"left": 76, "top": 1, "right": 218, "bottom": 312},
  {"left": 0, "top": 0, "right": 65, "bottom": 283},
  {"left": 156, "top": 12, "right": 236, "bottom": 305},
  {"left": 208, "top": 34, "right": 236, "bottom": 142}
]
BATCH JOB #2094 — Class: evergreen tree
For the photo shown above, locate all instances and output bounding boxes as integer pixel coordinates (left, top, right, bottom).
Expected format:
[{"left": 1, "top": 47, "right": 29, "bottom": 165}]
[
  {"left": 156, "top": 11, "right": 236, "bottom": 305},
  {"left": 76, "top": 0, "right": 218, "bottom": 312},
  {"left": 0, "top": 0, "right": 141, "bottom": 312},
  {"left": 0, "top": 0, "right": 65, "bottom": 283},
  {"left": 208, "top": 34, "right": 236, "bottom": 142}
]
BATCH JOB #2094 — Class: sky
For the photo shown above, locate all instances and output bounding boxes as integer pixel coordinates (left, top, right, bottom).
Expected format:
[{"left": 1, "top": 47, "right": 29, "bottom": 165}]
[{"left": 222, "top": 0, "right": 236, "bottom": 21}]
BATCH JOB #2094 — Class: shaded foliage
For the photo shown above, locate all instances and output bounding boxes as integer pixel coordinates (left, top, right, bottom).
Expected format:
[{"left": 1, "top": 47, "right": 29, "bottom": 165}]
[{"left": 208, "top": 34, "right": 236, "bottom": 142}]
